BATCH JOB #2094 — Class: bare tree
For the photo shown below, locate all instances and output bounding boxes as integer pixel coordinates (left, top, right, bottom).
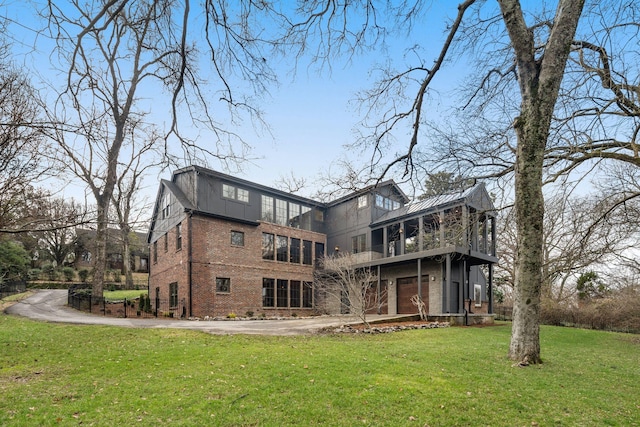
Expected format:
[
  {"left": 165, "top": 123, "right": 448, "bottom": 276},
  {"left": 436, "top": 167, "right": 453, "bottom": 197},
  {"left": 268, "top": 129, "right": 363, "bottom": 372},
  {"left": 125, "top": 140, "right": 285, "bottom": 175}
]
[
  {"left": 111, "top": 131, "right": 161, "bottom": 289},
  {"left": 281, "top": 0, "right": 585, "bottom": 364},
  {"left": 43, "top": 0, "right": 279, "bottom": 297},
  {"left": 314, "top": 253, "right": 384, "bottom": 330},
  {"left": 496, "top": 189, "right": 637, "bottom": 305}
]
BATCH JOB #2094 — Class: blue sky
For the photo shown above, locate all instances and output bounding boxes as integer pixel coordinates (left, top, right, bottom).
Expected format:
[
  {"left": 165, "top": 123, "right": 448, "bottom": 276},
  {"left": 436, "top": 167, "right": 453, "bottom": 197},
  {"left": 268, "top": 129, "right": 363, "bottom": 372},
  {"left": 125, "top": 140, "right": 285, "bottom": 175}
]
[{"left": 1, "top": 1, "right": 478, "bottom": 206}]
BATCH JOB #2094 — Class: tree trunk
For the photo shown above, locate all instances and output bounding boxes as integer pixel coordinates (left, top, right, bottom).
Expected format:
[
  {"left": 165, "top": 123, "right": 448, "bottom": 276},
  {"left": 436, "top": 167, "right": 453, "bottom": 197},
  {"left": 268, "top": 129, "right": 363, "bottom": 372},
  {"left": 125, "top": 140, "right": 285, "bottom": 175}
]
[
  {"left": 499, "top": 0, "right": 585, "bottom": 364},
  {"left": 508, "top": 105, "right": 546, "bottom": 364},
  {"left": 92, "top": 199, "right": 108, "bottom": 298}
]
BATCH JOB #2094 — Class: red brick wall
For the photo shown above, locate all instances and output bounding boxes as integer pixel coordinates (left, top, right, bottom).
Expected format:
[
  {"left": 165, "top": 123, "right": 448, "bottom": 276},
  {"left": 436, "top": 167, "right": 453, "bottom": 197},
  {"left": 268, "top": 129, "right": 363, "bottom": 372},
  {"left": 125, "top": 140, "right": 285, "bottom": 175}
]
[
  {"left": 148, "top": 216, "right": 189, "bottom": 313},
  {"left": 150, "top": 212, "right": 327, "bottom": 318}
]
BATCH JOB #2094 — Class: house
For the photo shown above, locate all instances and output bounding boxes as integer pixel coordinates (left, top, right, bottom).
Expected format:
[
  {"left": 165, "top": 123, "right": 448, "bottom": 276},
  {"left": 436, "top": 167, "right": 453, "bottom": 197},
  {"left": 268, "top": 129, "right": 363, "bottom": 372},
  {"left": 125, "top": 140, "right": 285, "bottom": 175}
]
[
  {"left": 147, "top": 165, "right": 498, "bottom": 320},
  {"left": 75, "top": 228, "right": 150, "bottom": 273}
]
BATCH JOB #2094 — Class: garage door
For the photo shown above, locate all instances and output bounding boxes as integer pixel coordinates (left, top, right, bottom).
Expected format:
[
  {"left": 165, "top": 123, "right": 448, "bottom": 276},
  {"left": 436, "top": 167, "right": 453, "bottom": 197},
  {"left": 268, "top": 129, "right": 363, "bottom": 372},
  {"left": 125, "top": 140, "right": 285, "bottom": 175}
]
[{"left": 397, "top": 276, "right": 429, "bottom": 314}]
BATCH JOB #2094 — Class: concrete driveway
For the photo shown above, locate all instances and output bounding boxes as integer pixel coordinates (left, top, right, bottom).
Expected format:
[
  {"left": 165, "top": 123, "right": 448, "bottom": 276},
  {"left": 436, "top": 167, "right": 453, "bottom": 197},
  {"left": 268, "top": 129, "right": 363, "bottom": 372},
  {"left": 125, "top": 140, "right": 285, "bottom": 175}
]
[{"left": 5, "top": 289, "right": 395, "bottom": 335}]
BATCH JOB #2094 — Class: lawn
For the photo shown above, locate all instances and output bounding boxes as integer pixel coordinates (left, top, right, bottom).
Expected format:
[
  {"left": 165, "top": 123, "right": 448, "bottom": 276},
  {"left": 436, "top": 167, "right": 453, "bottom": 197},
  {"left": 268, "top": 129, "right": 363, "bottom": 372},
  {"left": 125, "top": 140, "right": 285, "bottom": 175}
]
[
  {"left": 103, "top": 289, "right": 148, "bottom": 301},
  {"left": 0, "top": 314, "right": 638, "bottom": 426}
]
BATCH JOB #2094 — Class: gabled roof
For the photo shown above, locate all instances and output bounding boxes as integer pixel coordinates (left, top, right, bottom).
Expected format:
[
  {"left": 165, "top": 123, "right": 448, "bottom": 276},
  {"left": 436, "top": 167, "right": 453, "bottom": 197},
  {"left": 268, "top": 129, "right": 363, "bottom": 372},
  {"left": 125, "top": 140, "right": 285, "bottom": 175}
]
[
  {"left": 174, "top": 165, "right": 323, "bottom": 207},
  {"left": 370, "top": 183, "right": 495, "bottom": 227}
]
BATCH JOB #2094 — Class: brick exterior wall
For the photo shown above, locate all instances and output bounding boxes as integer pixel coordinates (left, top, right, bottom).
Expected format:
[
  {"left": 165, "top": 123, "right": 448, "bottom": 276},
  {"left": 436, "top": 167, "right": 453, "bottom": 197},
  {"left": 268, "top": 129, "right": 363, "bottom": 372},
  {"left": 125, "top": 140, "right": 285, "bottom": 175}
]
[{"left": 150, "top": 212, "right": 326, "bottom": 318}]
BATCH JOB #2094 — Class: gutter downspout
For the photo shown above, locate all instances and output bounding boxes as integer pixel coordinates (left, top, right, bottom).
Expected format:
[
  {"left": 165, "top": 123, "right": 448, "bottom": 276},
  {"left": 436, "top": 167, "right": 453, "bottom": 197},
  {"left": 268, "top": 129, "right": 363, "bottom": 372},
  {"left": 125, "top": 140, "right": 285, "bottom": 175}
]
[{"left": 188, "top": 211, "right": 193, "bottom": 317}]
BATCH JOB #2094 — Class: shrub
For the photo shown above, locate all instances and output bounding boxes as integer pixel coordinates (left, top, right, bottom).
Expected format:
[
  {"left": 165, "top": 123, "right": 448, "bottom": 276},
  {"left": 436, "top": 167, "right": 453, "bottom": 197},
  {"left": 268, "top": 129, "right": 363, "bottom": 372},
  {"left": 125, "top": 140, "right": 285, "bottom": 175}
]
[
  {"left": 143, "top": 295, "right": 151, "bottom": 313},
  {"left": 227, "top": 312, "right": 237, "bottom": 319},
  {"left": 139, "top": 294, "right": 145, "bottom": 312},
  {"left": 78, "top": 269, "right": 90, "bottom": 282},
  {"left": 27, "top": 269, "right": 42, "bottom": 281},
  {"left": 245, "top": 311, "right": 254, "bottom": 318},
  {"left": 62, "top": 267, "right": 75, "bottom": 282},
  {"left": 41, "top": 263, "right": 58, "bottom": 281}
]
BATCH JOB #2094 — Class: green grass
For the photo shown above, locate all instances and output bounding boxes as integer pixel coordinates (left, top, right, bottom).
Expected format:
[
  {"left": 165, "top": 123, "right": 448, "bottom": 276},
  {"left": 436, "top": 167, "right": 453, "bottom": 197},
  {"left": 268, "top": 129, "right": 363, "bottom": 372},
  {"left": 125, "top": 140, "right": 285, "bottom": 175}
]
[
  {"left": 103, "top": 289, "right": 148, "bottom": 301},
  {"left": 0, "top": 316, "right": 638, "bottom": 426}
]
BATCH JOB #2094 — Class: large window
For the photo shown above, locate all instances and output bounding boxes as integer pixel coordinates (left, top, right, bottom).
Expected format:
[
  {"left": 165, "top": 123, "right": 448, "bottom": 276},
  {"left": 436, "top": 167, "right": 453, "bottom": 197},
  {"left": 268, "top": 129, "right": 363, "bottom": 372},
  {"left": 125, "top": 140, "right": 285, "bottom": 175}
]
[
  {"left": 315, "top": 242, "right": 325, "bottom": 265},
  {"left": 290, "top": 280, "right": 301, "bottom": 307},
  {"left": 176, "top": 223, "right": 182, "bottom": 250},
  {"left": 169, "top": 282, "right": 178, "bottom": 308},
  {"left": 303, "top": 282, "right": 313, "bottom": 308},
  {"left": 375, "top": 193, "right": 400, "bottom": 211},
  {"left": 261, "top": 195, "right": 274, "bottom": 222},
  {"left": 277, "top": 279, "right": 288, "bottom": 307},
  {"left": 352, "top": 234, "right": 366, "bottom": 254},
  {"left": 276, "top": 235, "right": 288, "bottom": 262},
  {"left": 262, "top": 278, "right": 275, "bottom": 307},
  {"left": 216, "top": 277, "right": 231, "bottom": 293},
  {"left": 263, "top": 278, "right": 313, "bottom": 309},
  {"left": 276, "top": 199, "right": 287, "bottom": 225},
  {"left": 262, "top": 233, "right": 274, "bottom": 260},
  {"left": 222, "top": 183, "right": 249, "bottom": 202},
  {"left": 288, "top": 203, "right": 300, "bottom": 228},
  {"left": 302, "top": 240, "right": 312, "bottom": 265},
  {"left": 290, "top": 238, "right": 301, "bottom": 263}
]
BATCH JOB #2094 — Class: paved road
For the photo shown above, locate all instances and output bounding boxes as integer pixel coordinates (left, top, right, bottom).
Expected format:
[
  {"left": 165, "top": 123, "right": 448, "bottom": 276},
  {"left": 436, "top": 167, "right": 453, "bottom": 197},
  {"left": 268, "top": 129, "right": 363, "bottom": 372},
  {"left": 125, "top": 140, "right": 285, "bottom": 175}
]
[{"left": 5, "top": 289, "right": 394, "bottom": 335}]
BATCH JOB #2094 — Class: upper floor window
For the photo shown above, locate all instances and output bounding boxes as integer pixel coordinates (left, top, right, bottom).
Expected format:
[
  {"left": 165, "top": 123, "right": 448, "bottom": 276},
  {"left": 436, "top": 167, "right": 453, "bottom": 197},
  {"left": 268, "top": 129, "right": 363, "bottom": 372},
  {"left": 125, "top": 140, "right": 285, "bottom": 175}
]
[
  {"left": 222, "top": 183, "right": 249, "bottom": 203},
  {"left": 261, "top": 195, "right": 274, "bottom": 222},
  {"left": 275, "top": 199, "right": 287, "bottom": 225},
  {"left": 176, "top": 223, "right": 182, "bottom": 250},
  {"left": 375, "top": 193, "right": 400, "bottom": 211},
  {"left": 153, "top": 241, "right": 157, "bottom": 264},
  {"left": 262, "top": 233, "right": 274, "bottom": 260},
  {"left": 163, "top": 234, "right": 168, "bottom": 252},
  {"left": 352, "top": 234, "right": 366, "bottom": 254},
  {"left": 161, "top": 194, "right": 170, "bottom": 219},
  {"left": 276, "top": 235, "right": 288, "bottom": 262},
  {"left": 303, "top": 240, "right": 312, "bottom": 265},
  {"left": 231, "top": 230, "right": 245, "bottom": 246},
  {"left": 357, "top": 195, "right": 368, "bottom": 208}
]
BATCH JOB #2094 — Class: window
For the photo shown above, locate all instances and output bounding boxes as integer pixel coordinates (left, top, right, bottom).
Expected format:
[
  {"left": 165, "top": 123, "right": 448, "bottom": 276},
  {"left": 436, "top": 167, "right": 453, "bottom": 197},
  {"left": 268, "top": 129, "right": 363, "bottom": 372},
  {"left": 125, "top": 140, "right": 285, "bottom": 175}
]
[
  {"left": 277, "top": 279, "right": 288, "bottom": 307},
  {"left": 216, "top": 277, "right": 231, "bottom": 293},
  {"left": 375, "top": 193, "right": 400, "bottom": 211},
  {"left": 314, "top": 209, "right": 324, "bottom": 222},
  {"left": 303, "top": 282, "right": 313, "bottom": 308},
  {"left": 237, "top": 188, "right": 249, "bottom": 203},
  {"left": 303, "top": 240, "right": 312, "bottom": 265},
  {"left": 153, "top": 241, "right": 157, "bottom": 264},
  {"left": 352, "top": 234, "right": 366, "bottom": 254},
  {"left": 262, "top": 233, "right": 274, "bottom": 260},
  {"left": 261, "top": 195, "right": 274, "bottom": 222},
  {"left": 222, "top": 183, "right": 235, "bottom": 199},
  {"left": 231, "top": 230, "right": 245, "bottom": 246},
  {"left": 300, "top": 206, "right": 311, "bottom": 229},
  {"left": 290, "top": 280, "right": 301, "bottom": 307},
  {"left": 169, "top": 282, "right": 178, "bottom": 308},
  {"left": 315, "top": 242, "right": 325, "bottom": 265},
  {"left": 161, "top": 194, "right": 170, "bottom": 219},
  {"left": 276, "top": 199, "right": 287, "bottom": 225},
  {"left": 222, "top": 183, "right": 249, "bottom": 202},
  {"left": 474, "top": 284, "right": 482, "bottom": 307},
  {"left": 358, "top": 195, "right": 368, "bottom": 208},
  {"left": 276, "top": 235, "right": 288, "bottom": 262},
  {"left": 262, "top": 278, "right": 275, "bottom": 307},
  {"left": 290, "top": 238, "right": 301, "bottom": 263},
  {"left": 176, "top": 223, "right": 182, "bottom": 250},
  {"left": 164, "top": 234, "right": 168, "bottom": 252},
  {"left": 288, "top": 203, "right": 300, "bottom": 228}
]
